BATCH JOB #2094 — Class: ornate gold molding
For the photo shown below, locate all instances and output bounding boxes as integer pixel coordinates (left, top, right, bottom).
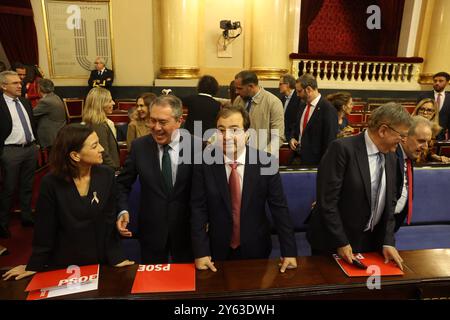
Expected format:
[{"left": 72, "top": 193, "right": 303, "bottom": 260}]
[
  {"left": 251, "top": 68, "right": 288, "bottom": 80},
  {"left": 159, "top": 67, "right": 200, "bottom": 79},
  {"left": 419, "top": 73, "right": 434, "bottom": 85}
]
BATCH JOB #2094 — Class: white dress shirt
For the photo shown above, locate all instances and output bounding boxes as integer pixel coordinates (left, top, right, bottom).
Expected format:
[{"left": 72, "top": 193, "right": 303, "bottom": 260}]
[
  {"left": 224, "top": 147, "right": 246, "bottom": 195},
  {"left": 283, "top": 89, "right": 294, "bottom": 113},
  {"left": 364, "top": 130, "right": 386, "bottom": 231},
  {"left": 395, "top": 145, "right": 408, "bottom": 214},
  {"left": 299, "top": 94, "right": 321, "bottom": 142},
  {"left": 3, "top": 93, "right": 35, "bottom": 145},
  {"left": 434, "top": 90, "right": 446, "bottom": 111}
]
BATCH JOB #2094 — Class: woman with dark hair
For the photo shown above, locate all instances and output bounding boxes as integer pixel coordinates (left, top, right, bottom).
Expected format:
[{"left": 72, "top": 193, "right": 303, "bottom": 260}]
[
  {"left": 3, "top": 123, "right": 133, "bottom": 281},
  {"left": 25, "top": 65, "right": 44, "bottom": 108},
  {"left": 182, "top": 75, "right": 221, "bottom": 139},
  {"left": 327, "top": 92, "right": 354, "bottom": 138},
  {"left": 126, "top": 92, "right": 156, "bottom": 151}
]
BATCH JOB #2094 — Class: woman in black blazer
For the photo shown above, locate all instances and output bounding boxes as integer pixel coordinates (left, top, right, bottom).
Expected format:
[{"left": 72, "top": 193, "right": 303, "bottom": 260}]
[{"left": 3, "top": 123, "right": 133, "bottom": 280}]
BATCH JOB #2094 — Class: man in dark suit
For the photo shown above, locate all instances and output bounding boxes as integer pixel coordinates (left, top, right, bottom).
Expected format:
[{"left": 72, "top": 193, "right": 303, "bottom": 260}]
[
  {"left": 182, "top": 75, "right": 221, "bottom": 140},
  {"left": 116, "top": 95, "right": 193, "bottom": 263},
  {"left": 33, "top": 79, "right": 67, "bottom": 150},
  {"left": 190, "top": 105, "right": 297, "bottom": 273},
  {"left": 0, "top": 71, "right": 38, "bottom": 238},
  {"left": 288, "top": 74, "right": 338, "bottom": 165},
  {"left": 417, "top": 71, "right": 450, "bottom": 140},
  {"left": 394, "top": 116, "right": 432, "bottom": 232},
  {"left": 279, "top": 74, "right": 301, "bottom": 140},
  {"left": 88, "top": 57, "right": 114, "bottom": 91},
  {"left": 307, "top": 103, "right": 411, "bottom": 270}
]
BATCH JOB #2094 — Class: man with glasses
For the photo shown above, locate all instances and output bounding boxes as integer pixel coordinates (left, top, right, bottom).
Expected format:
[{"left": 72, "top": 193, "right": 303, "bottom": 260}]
[
  {"left": 418, "top": 71, "right": 450, "bottom": 140},
  {"left": 394, "top": 116, "right": 432, "bottom": 231},
  {"left": 278, "top": 74, "right": 301, "bottom": 140},
  {"left": 307, "top": 103, "right": 411, "bottom": 270},
  {"left": 191, "top": 105, "right": 297, "bottom": 273},
  {"left": 116, "top": 95, "right": 194, "bottom": 263},
  {"left": 88, "top": 57, "right": 114, "bottom": 91}
]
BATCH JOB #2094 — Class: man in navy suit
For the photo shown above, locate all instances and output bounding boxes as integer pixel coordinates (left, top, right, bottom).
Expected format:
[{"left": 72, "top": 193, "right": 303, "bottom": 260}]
[
  {"left": 279, "top": 74, "right": 301, "bottom": 140},
  {"left": 116, "top": 95, "right": 193, "bottom": 263},
  {"left": 307, "top": 103, "right": 411, "bottom": 270},
  {"left": 190, "top": 105, "right": 297, "bottom": 273},
  {"left": 417, "top": 72, "right": 450, "bottom": 140},
  {"left": 0, "top": 71, "right": 38, "bottom": 238},
  {"left": 394, "top": 116, "right": 432, "bottom": 231},
  {"left": 288, "top": 74, "right": 338, "bottom": 165}
]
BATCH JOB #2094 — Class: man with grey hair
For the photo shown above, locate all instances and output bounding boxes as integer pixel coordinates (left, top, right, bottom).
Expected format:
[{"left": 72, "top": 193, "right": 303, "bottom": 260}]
[
  {"left": 0, "top": 71, "right": 38, "bottom": 238},
  {"left": 116, "top": 94, "right": 194, "bottom": 264},
  {"left": 307, "top": 102, "right": 412, "bottom": 271},
  {"left": 288, "top": 74, "right": 338, "bottom": 165},
  {"left": 33, "top": 78, "right": 67, "bottom": 150},
  {"left": 88, "top": 56, "right": 114, "bottom": 90},
  {"left": 394, "top": 116, "right": 433, "bottom": 231},
  {"left": 279, "top": 73, "right": 301, "bottom": 140},
  {"left": 233, "top": 70, "right": 285, "bottom": 152}
]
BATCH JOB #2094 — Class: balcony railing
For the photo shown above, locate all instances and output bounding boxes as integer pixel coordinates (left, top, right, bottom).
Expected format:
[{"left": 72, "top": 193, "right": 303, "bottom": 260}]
[{"left": 289, "top": 54, "right": 424, "bottom": 90}]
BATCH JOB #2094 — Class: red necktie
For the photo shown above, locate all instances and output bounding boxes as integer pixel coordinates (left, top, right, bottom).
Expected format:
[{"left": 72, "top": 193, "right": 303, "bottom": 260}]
[
  {"left": 229, "top": 162, "right": 241, "bottom": 249},
  {"left": 302, "top": 103, "right": 312, "bottom": 133},
  {"left": 436, "top": 93, "right": 442, "bottom": 111},
  {"left": 406, "top": 159, "right": 413, "bottom": 225}
]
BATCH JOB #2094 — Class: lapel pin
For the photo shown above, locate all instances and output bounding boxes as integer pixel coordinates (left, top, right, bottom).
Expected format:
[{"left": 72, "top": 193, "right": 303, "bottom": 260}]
[{"left": 91, "top": 191, "right": 99, "bottom": 205}]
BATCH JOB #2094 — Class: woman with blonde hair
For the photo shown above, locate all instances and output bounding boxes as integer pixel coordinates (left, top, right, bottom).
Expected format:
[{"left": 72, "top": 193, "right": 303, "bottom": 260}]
[
  {"left": 126, "top": 92, "right": 156, "bottom": 151},
  {"left": 82, "top": 87, "right": 120, "bottom": 170},
  {"left": 413, "top": 98, "right": 450, "bottom": 163}
]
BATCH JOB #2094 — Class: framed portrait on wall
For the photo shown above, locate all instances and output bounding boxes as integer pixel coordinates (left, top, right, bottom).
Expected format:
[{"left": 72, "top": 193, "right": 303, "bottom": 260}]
[{"left": 41, "top": 0, "right": 114, "bottom": 78}]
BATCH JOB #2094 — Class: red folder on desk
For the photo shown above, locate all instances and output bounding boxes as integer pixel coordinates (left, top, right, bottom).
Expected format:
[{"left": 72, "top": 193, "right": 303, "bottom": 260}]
[
  {"left": 25, "top": 264, "right": 99, "bottom": 300},
  {"left": 131, "top": 264, "right": 196, "bottom": 294},
  {"left": 333, "top": 253, "right": 404, "bottom": 277}
]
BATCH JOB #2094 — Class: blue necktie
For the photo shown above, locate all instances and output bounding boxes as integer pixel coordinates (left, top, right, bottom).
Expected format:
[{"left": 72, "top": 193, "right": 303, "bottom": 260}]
[{"left": 14, "top": 98, "right": 32, "bottom": 143}]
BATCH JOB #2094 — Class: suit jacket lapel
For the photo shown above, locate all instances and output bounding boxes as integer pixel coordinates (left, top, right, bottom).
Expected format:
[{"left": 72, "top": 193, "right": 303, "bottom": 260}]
[
  {"left": 212, "top": 162, "right": 232, "bottom": 215},
  {"left": 241, "top": 148, "right": 258, "bottom": 215},
  {"left": 355, "top": 133, "right": 372, "bottom": 207},
  {"left": 0, "top": 95, "right": 13, "bottom": 130},
  {"left": 148, "top": 137, "right": 168, "bottom": 199}
]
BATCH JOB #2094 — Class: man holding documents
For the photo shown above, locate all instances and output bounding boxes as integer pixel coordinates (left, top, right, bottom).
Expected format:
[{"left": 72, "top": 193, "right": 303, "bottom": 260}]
[{"left": 307, "top": 103, "right": 411, "bottom": 270}]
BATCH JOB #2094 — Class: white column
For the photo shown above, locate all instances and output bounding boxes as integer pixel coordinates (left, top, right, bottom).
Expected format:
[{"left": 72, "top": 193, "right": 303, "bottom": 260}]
[
  {"left": 420, "top": 0, "right": 450, "bottom": 83},
  {"left": 159, "top": 0, "right": 200, "bottom": 79},
  {"left": 251, "top": 0, "right": 290, "bottom": 79}
]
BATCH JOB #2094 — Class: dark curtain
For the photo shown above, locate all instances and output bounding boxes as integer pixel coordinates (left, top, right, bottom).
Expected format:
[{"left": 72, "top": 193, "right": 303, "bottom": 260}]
[
  {"left": 377, "top": 0, "right": 405, "bottom": 56},
  {"left": 299, "top": 0, "right": 324, "bottom": 53},
  {"left": 0, "top": 0, "right": 38, "bottom": 65}
]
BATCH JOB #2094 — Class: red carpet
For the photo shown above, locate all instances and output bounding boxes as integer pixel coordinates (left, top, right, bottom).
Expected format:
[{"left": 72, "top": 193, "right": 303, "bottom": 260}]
[{"left": 0, "top": 214, "right": 34, "bottom": 270}]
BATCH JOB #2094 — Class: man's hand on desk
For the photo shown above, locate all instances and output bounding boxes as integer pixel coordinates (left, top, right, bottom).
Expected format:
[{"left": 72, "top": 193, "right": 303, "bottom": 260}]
[
  {"left": 2, "top": 265, "right": 36, "bottom": 281},
  {"left": 116, "top": 212, "right": 132, "bottom": 237},
  {"left": 337, "top": 244, "right": 354, "bottom": 264},
  {"left": 279, "top": 257, "right": 298, "bottom": 273},
  {"left": 195, "top": 256, "right": 217, "bottom": 272},
  {"left": 114, "top": 260, "right": 135, "bottom": 267},
  {"left": 383, "top": 246, "right": 404, "bottom": 271}
]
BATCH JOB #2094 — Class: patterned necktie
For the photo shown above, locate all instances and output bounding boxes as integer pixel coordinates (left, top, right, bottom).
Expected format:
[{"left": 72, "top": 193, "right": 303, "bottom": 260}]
[
  {"left": 245, "top": 97, "right": 253, "bottom": 113},
  {"left": 370, "top": 152, "right": 385, "bottom": 231},
  {"left": 161, "top": 144, "right": 173, "bottom": 192},
  {"left": 406, "top": 159, "right": 413, "bottom": 225},
  {"left": 229, "top": 162, "right": 241, "bottom": 249},
  {"left": 14, "top": 98, "right": 32, "bottom": 143},
  {"left": 436, "top": 93, "right": 442, "bottom": 111}
]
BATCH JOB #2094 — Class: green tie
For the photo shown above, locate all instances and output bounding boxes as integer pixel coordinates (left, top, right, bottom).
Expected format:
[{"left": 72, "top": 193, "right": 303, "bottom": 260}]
[{"left": 162, "top": 144, "right": 173, "bottom": 192}]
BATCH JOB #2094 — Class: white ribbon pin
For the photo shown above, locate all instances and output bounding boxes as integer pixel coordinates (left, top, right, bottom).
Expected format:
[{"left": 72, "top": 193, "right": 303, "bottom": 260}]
[{"left": 91, "top": 191, "right": 99, "bottom": 205}]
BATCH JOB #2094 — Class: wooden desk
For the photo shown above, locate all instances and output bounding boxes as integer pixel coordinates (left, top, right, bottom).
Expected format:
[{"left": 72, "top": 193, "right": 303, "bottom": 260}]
[{"left": 1, "top": 249, "right": 450, "bottom": 300}]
